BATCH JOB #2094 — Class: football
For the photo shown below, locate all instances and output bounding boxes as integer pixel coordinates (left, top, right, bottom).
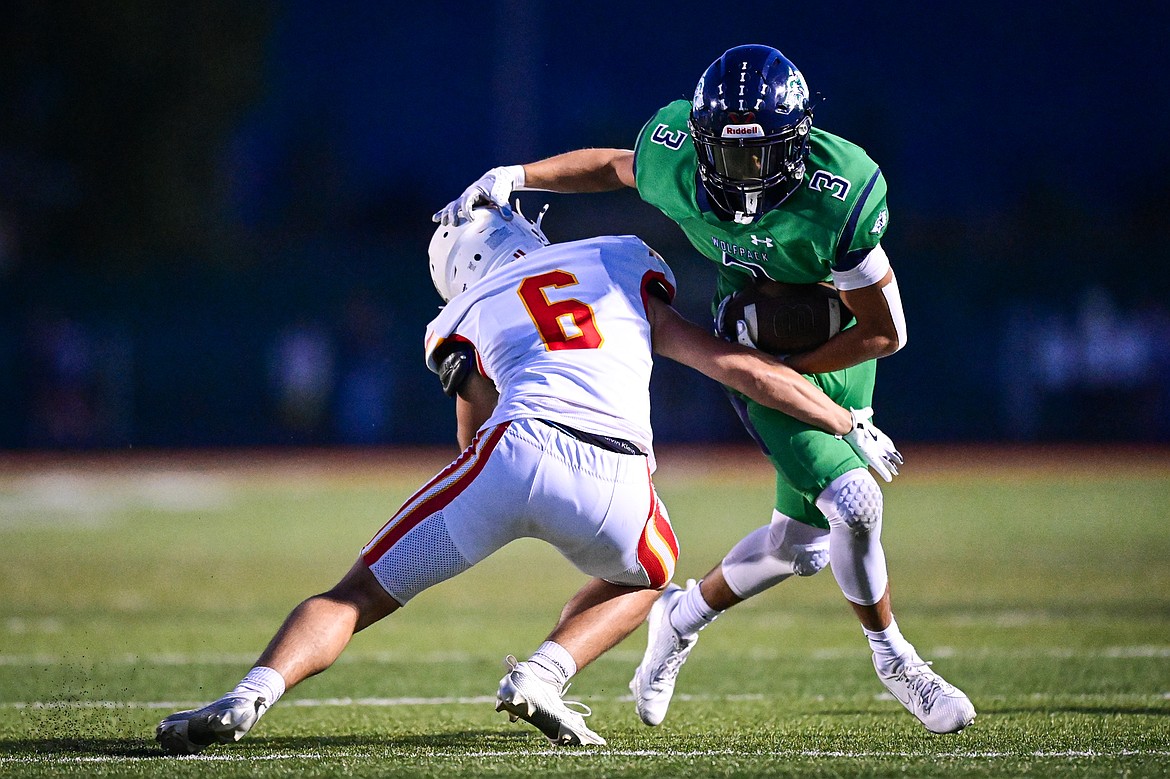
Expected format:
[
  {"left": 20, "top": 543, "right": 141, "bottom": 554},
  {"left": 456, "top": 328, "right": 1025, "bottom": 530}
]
[{"left": 718, "top": 280, "right": 854, "bottom": 355}]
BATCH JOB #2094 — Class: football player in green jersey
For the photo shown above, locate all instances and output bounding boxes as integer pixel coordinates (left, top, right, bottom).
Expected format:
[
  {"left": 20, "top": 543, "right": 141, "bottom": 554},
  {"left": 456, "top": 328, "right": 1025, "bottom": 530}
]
[{"left": 435, "top": 44, "right": 975, "bottom": 734}]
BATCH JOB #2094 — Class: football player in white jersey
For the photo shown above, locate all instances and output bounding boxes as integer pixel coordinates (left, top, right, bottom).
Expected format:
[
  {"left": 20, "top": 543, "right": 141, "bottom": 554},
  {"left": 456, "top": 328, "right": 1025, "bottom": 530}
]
[{"left": 156, "top": 204, "right": 900, "bottom": 753}]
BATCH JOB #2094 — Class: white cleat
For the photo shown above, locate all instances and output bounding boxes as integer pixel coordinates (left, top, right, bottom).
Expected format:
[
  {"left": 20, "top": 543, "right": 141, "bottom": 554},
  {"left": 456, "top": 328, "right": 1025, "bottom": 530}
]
[
  {"left": 155, "top": 694, "right": 268, "bottom": 755},
  {"left": 629, "top": 581, "right": 697, "bottom": 726},
  {"left": 495, "top": 655, "right": 606, "bottom": 746},
  {"left": 874, "top": 654, "right": 976, "bottom": 734}
]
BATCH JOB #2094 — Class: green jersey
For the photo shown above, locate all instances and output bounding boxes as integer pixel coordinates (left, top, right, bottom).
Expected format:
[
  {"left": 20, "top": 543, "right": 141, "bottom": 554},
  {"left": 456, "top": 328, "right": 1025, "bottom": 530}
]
[
  {"left": 633, "top": 99, "right": 890, "bottom": 302},
  {"left": 632, "top": 99, "right": 890, "bottom": 525}
]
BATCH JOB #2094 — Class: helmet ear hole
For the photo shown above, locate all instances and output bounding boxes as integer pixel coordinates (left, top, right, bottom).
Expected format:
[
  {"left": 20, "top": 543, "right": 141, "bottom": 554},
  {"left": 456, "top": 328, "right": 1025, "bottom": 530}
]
[{"left": 473, "top": 253, "right": 482, "bottom": 261}]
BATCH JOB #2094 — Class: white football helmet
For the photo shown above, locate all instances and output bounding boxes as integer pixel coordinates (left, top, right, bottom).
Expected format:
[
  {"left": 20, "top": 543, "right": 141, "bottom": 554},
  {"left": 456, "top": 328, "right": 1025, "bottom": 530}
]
[{"left": 428, "top": 203, "right": 549, "bottom": 302}]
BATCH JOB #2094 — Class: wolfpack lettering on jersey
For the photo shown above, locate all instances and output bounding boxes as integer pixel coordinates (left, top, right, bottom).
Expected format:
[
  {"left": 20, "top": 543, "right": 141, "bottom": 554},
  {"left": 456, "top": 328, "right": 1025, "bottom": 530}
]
[
  {"left": 425, "top": 236, "right": 676, "bottom": 471},
  {"left": 712, "top": 236, "right": 770, "bottom": 264},
  {"left": 633, "top": 99, "right": 889, "bottom": 303}
]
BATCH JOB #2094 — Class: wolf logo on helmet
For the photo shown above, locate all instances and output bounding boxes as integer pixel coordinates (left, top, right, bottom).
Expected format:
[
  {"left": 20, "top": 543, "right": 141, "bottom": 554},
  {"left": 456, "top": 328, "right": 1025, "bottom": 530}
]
[
  {"left": 778, "top": 71, "right": 810, "bottom": 116},
  {"left": 692, "top": 75, "right": 707, "bottom": 111}
]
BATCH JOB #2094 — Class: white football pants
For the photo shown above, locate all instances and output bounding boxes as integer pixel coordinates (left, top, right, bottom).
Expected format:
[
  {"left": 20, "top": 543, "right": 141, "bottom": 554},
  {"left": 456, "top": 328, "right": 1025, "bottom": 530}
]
[{"left": 361, "top": 418, "right": 678, "bottom": 605}]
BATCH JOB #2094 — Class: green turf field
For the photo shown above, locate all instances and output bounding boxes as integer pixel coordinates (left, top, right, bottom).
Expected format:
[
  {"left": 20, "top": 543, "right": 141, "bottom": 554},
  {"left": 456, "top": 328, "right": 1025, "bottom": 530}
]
[{"left": 1, "top": 446, "right": 1168, "bottom": 778}]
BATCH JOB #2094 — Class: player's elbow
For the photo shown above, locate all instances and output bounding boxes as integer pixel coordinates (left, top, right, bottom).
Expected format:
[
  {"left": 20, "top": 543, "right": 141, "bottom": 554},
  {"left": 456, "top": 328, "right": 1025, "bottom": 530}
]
[
  {"left": 873, "top": 331, "right": 905, "bottom": 357},
  {"left": 864, "top": 318, "right": 906, "bottom": 358}
]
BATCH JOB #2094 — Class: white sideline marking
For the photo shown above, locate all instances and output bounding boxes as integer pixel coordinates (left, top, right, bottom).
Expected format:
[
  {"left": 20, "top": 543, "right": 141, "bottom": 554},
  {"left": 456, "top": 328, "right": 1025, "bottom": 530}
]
[
  {"left": 0, "top": 753, "right": 325, "bottom": 764},
  {"left": 0, "top": 472, "right": 232, "bottom": 527},
  {"left": 3, "top": 749, "right": 1170, "bottom": 764},
  {"left": 4, "top": 690, "right": 1168, "bottom": 710},
  {"left": 1, "top": 696, "right": 499, "bottom": 710},
  {"left": 805, "top": 645, "right": 1170, "bottom": 661},
  {"left": 2, "top": 645, "right": 1169, "bottom": 666},
  {"left": 0, "top": 650, "right": 483, "bottom": 666},
  {"left": 2, "top": 617, "right": 63, "bottom": 635}
]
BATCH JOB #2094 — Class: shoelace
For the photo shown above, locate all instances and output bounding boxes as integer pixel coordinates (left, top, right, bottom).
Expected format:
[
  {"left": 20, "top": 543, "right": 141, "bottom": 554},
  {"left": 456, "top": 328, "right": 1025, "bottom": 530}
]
[
  {"left": 894, "top": 660, "right": 944, "bottom": 712},
  {"left": 650, "top": 635, "right": 695, "bottom": 689},
  {"left": 552, "top": 679, "right": 593, "bottom": 717},
  {"left": 560, "top": 691, "right": 593, "bottom": 719}
]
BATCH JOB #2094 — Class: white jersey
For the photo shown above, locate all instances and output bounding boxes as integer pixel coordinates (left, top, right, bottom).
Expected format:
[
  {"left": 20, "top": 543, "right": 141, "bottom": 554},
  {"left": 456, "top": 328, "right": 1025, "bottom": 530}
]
[{"left": 424, "top": 235, "right": 676, "bottom": 470}]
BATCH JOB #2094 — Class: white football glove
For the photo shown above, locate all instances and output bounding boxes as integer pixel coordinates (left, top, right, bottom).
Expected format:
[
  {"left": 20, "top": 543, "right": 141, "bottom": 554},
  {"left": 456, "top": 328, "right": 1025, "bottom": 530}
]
[
  {"left": 839, "top": 407, "right": 903, "bottom": 482},
  {"left": 432, "top": 165, "right": 526, "bottom": 225},
  {"left": 714, "top": 294, "right": 757, "bottom": 349}
]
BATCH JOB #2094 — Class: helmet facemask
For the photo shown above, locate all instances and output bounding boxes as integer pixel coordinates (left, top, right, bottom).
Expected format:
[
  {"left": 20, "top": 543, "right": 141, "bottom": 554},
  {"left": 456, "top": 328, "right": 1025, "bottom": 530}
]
[
  {"left": 689, "top": 45, "right": 815, "bottom": 222},
  {"left": 691, "top": 115, "right": 811, "bottom": 220}
]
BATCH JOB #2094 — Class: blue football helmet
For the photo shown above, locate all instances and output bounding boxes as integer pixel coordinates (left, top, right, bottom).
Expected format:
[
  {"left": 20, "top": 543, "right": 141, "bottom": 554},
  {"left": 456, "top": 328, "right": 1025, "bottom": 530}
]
[{"left": 689, "top": 45, "right": 814, "bottom": 220}]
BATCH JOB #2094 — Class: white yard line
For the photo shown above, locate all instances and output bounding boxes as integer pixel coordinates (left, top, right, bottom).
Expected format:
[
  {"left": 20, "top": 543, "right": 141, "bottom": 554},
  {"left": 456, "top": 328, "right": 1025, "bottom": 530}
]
[
  {"left": 2, "top": 645, "right": 1169, "bottom": 667},
  {"left": 2, "top": 691, "right": 1168, "bottom": 710},
  {"left": 0, "top": 650, "right": 482, "bottom": 666},
  {"left": 3, "top": 748, "right": 1170, "bottom": 764}
]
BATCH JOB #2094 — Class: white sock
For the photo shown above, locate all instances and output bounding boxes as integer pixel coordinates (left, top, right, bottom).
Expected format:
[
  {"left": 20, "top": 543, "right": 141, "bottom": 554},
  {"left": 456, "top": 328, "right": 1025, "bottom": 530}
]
[
  {"left": 668, "top": 581, "right": 721, "bottom": 638},
  {"left": 863, "top": 617, "right": 916, "bottom": 670},
  {"left": 528, "top": 641, "right": 576, "bottom": 688},
  {"left": 232, "top": 666, "right": 287, "bottom": 706}
]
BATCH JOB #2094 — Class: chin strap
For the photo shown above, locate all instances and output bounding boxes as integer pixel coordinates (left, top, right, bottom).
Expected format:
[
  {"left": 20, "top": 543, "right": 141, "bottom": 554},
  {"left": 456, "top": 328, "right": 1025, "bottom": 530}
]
[{"left": 737, "top": 192, "right": 760, "bottom": 223}]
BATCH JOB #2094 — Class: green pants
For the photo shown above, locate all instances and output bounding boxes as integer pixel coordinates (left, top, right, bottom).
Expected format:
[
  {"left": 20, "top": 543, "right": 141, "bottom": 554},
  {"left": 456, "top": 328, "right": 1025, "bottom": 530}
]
[{"left": 730, "top": 359, "right": 876, "bottom": 530}]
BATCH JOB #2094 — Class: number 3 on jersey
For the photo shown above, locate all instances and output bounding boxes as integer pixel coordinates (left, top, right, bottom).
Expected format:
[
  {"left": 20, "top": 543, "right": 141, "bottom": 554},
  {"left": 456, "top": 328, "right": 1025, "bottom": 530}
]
[{"left": 518, "top": 270, "right": 604, "bottom": 350}]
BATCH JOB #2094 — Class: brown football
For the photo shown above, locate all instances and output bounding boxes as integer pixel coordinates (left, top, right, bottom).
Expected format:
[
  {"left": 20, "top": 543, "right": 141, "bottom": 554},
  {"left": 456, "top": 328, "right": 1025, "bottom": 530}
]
[{"left": 718, "top": 281, "right": 854, "bottom": 354}]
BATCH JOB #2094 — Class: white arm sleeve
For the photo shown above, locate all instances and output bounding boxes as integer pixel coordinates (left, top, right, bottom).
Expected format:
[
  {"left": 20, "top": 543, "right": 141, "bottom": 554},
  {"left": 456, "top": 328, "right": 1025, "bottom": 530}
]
[
  {"left": 882, "top": 275, "right": 908, "bottom": 352},
  {"left": 831, "top": 243, "right": 891, "bottom": 291}
]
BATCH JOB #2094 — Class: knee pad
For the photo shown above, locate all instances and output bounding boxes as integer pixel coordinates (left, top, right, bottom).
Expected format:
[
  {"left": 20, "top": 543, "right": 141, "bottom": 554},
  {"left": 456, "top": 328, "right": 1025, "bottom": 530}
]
[
  {"left": 816, "top": 469, "right": 883, "bottom": 534},
  {"left": 721, "top": 511, "right": 830, "bottom": 599},
  {"left": 816, "top": 469, "right": 889, "bottom": 606}
]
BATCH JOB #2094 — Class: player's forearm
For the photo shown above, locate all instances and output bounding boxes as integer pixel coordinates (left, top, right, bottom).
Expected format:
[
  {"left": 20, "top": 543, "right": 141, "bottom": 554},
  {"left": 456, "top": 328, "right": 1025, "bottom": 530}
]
[
  {"left": 783, "top": 328, "right": 898, "bottom": 375},
  {"left": 524, "top": 149, "right": 634, "bottom": 192},
  {"left": 721, "top": 356, "right": 852, "bottom": 435},
  {"left": 787, "top": 270, "right": 905, "bottom": 374},
  {"left": 454, "top": 399, "right": 481, "bottom": 451},
  {"left": 454, "top": 374, "right": 499, "bottom": 450},
  {"left": 651, "top": 299, "right": 851, "bottom": 434}
]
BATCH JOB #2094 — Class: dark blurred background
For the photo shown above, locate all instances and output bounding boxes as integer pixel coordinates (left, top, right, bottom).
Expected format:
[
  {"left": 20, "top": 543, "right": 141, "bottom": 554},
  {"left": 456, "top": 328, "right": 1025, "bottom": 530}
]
[{"left": 2, "top": 1, "right": 1167, "bottom": 450}]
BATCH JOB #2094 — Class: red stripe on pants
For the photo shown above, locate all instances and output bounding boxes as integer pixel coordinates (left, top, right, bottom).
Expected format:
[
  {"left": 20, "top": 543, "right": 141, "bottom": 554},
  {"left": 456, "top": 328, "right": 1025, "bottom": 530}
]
[
  {"left": 636, "top": 467, "right": 678, "bottom": 588},
  {"left": 361, "top": 423, "right": 509, "bottom": 566}
]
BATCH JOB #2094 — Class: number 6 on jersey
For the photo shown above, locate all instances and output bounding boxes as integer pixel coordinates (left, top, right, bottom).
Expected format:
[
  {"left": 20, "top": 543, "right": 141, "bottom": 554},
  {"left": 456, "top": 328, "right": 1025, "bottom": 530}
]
[{"left": 517, "top": 270, "right": 604, "bottom": 351}]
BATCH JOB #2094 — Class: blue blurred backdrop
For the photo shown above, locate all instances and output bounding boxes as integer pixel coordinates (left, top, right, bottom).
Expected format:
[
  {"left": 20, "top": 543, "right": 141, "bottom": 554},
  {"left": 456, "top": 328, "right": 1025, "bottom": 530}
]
[{"left": 2, "top": 1, "right": 1167, "bottom": 449}]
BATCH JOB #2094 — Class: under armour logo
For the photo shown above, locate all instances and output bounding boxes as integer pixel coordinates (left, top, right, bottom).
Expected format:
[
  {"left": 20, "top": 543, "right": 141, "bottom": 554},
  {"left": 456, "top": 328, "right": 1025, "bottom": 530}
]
[{"left": 750, "top": 235, "right": 774, "bottom": 248}]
